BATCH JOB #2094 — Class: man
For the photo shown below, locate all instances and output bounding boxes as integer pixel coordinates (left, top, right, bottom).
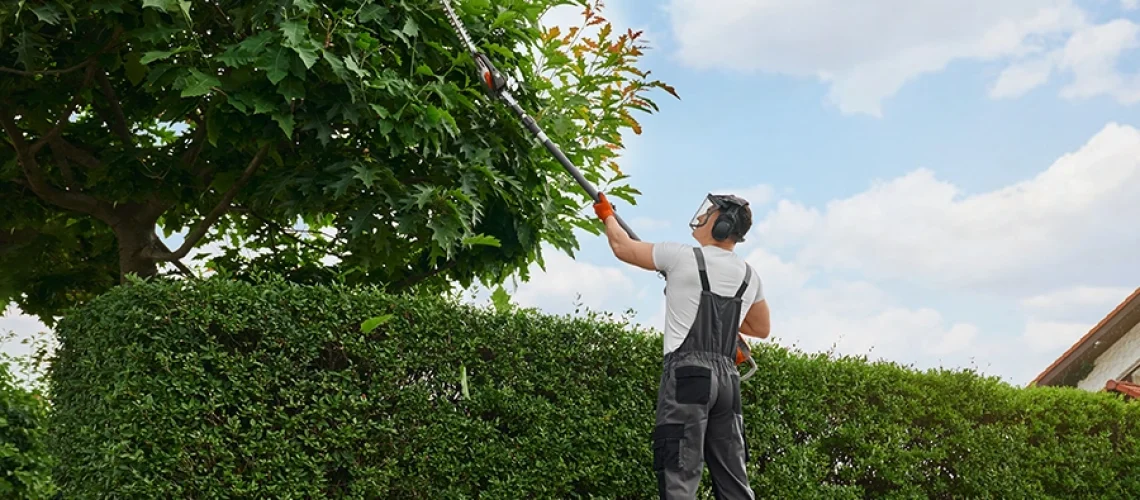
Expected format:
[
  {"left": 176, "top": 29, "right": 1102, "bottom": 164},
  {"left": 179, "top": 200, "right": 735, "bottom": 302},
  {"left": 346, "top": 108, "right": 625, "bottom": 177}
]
[{"left": 593, "top": 192, "right": 770, "bottom": 499}]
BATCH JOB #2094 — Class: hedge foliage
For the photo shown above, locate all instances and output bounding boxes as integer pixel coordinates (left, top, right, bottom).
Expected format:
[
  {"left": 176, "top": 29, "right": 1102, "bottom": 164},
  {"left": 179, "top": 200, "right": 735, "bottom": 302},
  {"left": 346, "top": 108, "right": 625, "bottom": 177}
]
[
  {"left": 0, "top": 359, "right": 55, "bottom": 499},
  {"left": 48, "top": 276, "right": 1140, "bottom": 498}
]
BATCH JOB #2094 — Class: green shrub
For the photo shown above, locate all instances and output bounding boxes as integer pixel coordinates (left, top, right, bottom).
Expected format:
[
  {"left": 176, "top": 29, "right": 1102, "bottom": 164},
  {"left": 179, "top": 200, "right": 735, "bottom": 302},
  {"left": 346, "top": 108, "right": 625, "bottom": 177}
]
[
  {"left": 47, "top": 275, "right": 1140, "bottom": 498},
  {"left": 0, "top": 359, "right": 55, "bottom": 499}
]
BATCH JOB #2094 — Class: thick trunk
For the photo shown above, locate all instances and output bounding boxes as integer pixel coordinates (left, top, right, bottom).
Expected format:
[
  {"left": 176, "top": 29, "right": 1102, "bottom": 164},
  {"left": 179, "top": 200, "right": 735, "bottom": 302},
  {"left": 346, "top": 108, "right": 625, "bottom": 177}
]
[{"left": 112, "top": 212, "right": 160, "bottom": 282}]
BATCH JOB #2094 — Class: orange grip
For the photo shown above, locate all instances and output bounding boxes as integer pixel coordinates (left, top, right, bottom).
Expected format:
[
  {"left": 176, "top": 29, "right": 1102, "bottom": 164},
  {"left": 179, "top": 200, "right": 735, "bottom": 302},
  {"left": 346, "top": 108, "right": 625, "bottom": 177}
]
[{"left": 734, "top": 334, "right": 750, "bottom": 365}]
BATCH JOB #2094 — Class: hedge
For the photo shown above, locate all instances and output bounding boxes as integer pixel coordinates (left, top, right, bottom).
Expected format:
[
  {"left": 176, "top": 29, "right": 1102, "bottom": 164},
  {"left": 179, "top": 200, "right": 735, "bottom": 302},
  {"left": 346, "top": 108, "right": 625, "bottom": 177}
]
[
  {"left": 0, "top": 359, "right": 55, "bottom": 499},
  {"left": 47, "top": 275, "right": 1140, "bottom": 498}
]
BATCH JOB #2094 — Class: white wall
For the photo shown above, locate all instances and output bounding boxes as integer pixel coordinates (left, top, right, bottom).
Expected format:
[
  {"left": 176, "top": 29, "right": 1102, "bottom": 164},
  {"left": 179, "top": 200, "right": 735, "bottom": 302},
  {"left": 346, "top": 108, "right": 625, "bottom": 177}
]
[{"left": 1078, "top": 319, "right": 1140, "bottom": 391}]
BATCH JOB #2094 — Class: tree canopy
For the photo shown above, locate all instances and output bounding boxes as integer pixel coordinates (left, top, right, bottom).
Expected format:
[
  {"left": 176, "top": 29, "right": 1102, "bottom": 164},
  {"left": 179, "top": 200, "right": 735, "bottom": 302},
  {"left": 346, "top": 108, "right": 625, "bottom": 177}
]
[{"left": 0, "top": 0, "right": 676, "bottom": 324}]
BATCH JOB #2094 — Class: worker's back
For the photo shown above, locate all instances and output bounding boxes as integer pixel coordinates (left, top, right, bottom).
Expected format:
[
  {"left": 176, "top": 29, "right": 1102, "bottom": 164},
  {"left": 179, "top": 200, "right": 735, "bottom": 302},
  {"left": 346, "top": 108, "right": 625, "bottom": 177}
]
[{"left": 653, "top": 242, "right": 764, "bottom": 355}]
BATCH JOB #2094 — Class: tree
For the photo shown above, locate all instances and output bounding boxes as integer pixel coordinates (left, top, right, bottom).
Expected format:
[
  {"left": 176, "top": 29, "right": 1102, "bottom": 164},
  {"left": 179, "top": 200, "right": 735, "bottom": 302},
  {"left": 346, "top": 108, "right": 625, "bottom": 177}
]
[{"left": 0, "top": 0, "right": 677, "bottom": 324}]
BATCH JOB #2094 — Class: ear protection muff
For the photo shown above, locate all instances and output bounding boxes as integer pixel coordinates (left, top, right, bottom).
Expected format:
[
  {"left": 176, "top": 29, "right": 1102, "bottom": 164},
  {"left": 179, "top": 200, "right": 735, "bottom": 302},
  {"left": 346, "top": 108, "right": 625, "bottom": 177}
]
[
  {"left": 706, "top": 194, "right": 749, "bottom": 242},
  {"left": 711, "top": 207, "right": 737, "bottom": 241}
]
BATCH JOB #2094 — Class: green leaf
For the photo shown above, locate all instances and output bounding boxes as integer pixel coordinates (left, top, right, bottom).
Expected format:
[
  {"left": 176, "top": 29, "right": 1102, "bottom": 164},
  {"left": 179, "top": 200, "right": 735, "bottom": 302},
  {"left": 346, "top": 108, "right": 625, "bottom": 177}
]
[
  {"left": 30, "top": 4, "right": 62, "bottom": 24},
  {"left": 344, "top": 55, "right": 365, "bottom": 78},
  {"left": 293, "top": 0, "right": 316, "bottom": 12},
  {"left": 180, "top": 68, "right": 220, "bottom": 97},
  {"left": 206, "top": 108, "right": 222, "bottom": 147},
  {"left": 351, "top": 164, "right": 377, "bottom": 188},
  {"left": 322, "top": 50, "right": 348, "bottom": 81},
  {"left": 280, "top": 20, "right": 308, "bottom": 47},
  {"left": 124, "top": 52, "right": 147, "bottom": 86},
  {"left": 492, "top": 10, "right": 518, "bottom": 28},
  {"left": 358, "top": 5, "right": 387, "bottom": 23},
  {"left": 272, "top": 112, "right": 294, "bottom": 137},
  {"left": 92, "top": 0, "right": 126, "bottom": 13},
  {"left": 129, "top": 23, "right": 183, "bottom": 43},
  {"left": 13, "top": 30, "right": 46, "bottom": 70},
  {"left": 263, "top": 47, "right": 292, "bottom": 84},
  {"left": 294, "top": 43, "right": 319, "bottom": 69},
  {"left": 178, "top": 0, "right": 191, "bottom": 20},
  {"left": 402, "top": 18, "right": 419, "bottom": 38},
  {"left": 250, "top": 94, "right": 276, "bottom": 114},
  {"left": 360, "top": 314, "right": 394, "bottom": 333},
  {"left": 277, "top": 78, "right": 305, "bottom": 100},
  {"left": 460, "top": 363, "right": 470, "bottom": 399},
  {"left": 491, "top": 286, "right": 511, "bottom": 313},
  {"left": 141, "top": 0, "right": 176, "bottom": 12},
  {"left": 218, "top": 31, "right": 274, "bottom": 67},
  {"left": 140, "top": 47, "right": 187, "bottom": 65},
  {"left": 462, "top": 235, "right": 501, "bottom": 248},
  {"left": 226, "top": 93, "right": 249, "bottom": 113}
]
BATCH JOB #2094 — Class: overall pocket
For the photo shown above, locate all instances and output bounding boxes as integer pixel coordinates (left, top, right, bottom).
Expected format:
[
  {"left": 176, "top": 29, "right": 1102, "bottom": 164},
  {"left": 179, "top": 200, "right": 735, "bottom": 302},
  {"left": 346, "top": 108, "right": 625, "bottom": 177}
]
[
  {"left": 674, "top": 365, "right": 711, "bottom": 405},
  {"left": 652, "top": 423, "right": 684, "bottom": 472}
]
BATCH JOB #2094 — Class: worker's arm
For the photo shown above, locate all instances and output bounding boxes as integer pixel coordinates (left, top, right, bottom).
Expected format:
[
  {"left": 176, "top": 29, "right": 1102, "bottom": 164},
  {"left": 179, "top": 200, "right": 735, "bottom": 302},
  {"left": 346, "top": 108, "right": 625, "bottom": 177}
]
[
  {"left": 740, "top": 299, "right": 770, "bottom": 339},
  {"left": 595, "top": 193, "right": 656, "bottom": 271}
]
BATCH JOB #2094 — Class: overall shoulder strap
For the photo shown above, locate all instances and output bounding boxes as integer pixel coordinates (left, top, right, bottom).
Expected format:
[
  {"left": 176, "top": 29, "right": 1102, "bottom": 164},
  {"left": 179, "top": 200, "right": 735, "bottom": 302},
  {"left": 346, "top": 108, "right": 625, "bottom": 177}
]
[
  {"left": 692, "top": 247, "right": 710, "bottom": 292},
  {"left": 734, "top": 264, "right": 752, "bottom": 299}
]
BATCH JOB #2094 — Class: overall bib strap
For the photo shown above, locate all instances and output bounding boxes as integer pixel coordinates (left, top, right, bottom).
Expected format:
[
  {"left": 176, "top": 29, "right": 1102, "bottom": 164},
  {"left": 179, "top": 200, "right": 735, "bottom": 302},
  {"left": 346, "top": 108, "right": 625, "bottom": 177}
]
[
  {"left": 734, "top": 264, "right": 752, "bottom": 299},
  {"left": 692, "top": 247, "right": 710, "bottom": 292}
]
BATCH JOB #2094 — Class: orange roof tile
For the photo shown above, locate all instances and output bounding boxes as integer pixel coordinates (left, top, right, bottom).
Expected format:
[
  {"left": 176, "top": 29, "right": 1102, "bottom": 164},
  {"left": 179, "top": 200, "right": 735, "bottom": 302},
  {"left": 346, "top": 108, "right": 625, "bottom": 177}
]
[{"left": 1106, "top": 379, "right": 1140, "bottom": 399}]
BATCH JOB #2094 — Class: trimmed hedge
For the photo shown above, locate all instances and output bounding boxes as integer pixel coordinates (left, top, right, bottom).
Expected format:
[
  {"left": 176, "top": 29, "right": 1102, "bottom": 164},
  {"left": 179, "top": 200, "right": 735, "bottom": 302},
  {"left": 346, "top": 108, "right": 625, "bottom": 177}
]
[
  {"left": 0, "top": 360, "right": 54, "bottom": 499},
  {"left": 48, "top": 276, "right": 1140, "bottom": 498}
]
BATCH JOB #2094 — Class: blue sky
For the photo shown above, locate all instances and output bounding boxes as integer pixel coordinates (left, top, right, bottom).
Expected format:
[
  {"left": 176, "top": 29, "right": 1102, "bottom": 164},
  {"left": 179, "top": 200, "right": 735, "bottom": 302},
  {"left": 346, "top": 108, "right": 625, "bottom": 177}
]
[
  {"left": 4, "top": 0, "right": 1140, "bottom": 387},
  {"left": 484, "top": 0, "right": 1140, "bottom": 386}
]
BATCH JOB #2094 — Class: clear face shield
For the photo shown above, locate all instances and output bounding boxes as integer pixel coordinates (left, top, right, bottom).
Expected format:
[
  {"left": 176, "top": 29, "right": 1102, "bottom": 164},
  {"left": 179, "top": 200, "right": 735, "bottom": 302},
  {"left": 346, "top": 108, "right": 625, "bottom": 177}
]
[{"left": 689, "top": 195, "right": 717, "bottom": 230}]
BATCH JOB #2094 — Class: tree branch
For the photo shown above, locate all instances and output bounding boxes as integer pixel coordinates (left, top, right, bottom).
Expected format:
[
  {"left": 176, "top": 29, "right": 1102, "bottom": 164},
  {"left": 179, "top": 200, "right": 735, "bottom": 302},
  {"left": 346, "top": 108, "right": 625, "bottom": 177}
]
[
  {"left": 29, "top": 64, "right": 97, "bottom": 156},
  {"left": 0, "top": 229, "right": 39, "bottom": 251},
  {"left": 150, "top": 144, "right": 272, "bottom": 261},
  {"left": 49, "top": 142, "right": 79, "bottom": 191},
  {"left": 94, "top": 69, "right": 133, "bottom": 146},
  {"left": 0, "top": 108, "right": 109, "bottom": 220},
  {"left": 0, "top": 59, "right": 91, "bottom": 77},
  {"left": 180, "top": 125, "right": 208, "bottom": 172},
  {"left": 244, "top": 207, "right": 347, "bottom": 259},
  {"left": 48, "top": 137, "right": 102, "bottom": 169},
  {"left": 153, "top": 236, "right": 196, "bottom": 278}
]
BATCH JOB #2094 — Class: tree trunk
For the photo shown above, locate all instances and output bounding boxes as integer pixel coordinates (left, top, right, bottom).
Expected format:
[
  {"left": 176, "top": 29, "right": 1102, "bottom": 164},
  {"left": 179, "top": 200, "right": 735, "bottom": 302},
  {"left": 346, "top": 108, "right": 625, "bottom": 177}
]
[{"left": 112, "top": 212, "right": 160, "bottom": 282}]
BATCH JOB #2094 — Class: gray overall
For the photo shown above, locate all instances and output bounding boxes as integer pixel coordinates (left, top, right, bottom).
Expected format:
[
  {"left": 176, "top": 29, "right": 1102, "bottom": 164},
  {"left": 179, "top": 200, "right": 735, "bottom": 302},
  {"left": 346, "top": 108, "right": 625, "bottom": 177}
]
[{"left": 653, "top": 247, "right": 754, "bottom": 499}]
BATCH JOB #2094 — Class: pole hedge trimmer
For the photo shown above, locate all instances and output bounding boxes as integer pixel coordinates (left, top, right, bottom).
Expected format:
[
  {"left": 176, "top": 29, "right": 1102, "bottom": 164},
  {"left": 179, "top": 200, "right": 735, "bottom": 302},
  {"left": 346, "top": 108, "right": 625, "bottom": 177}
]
[{"left": 437, "top": 0, "right": 758, "bottom": 382}]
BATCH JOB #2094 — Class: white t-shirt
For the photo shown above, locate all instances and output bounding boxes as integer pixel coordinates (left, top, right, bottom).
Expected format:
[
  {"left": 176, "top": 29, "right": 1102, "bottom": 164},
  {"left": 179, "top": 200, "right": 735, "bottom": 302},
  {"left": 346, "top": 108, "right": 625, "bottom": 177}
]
[{"left": 652, "top": 242, "right": 765, "bottom": 355}]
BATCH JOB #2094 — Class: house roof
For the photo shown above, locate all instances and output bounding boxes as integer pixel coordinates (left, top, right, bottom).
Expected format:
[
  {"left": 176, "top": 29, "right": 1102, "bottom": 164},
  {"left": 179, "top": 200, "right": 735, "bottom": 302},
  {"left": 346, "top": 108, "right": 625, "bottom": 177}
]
[
  {"left": 1106, "top": 379, "right": 1140, "bottom": 399},
  {"left": 1032, "top": 287, "right": 1140, "bottom": 387}
]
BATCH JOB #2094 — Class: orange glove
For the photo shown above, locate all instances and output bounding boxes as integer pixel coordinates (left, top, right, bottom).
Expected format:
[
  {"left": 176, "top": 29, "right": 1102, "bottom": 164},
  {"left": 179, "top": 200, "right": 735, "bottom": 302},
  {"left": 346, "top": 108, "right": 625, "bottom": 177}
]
[{"left": 593, "top": 192, "right": 615, "bottom": 221}]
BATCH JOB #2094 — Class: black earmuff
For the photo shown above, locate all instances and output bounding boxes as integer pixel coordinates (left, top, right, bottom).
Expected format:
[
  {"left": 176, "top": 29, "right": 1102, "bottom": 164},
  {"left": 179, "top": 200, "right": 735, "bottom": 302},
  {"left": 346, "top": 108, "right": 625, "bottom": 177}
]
[{"left": 711, "top": 208, "right": 737, "bottom": 241}]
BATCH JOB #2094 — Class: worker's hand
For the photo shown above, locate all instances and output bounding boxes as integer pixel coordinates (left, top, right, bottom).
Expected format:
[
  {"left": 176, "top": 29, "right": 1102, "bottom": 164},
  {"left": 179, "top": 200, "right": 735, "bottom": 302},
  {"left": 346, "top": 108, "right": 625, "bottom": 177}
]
[{"left": 593, "top": 192, "right": 615, "bottom": 221}]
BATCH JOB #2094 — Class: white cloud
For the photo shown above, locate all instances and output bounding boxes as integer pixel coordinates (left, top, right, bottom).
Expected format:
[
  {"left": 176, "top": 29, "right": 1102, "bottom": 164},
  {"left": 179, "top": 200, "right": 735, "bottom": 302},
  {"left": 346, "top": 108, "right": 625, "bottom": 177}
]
[
  {"left": 755, "top": 122, "right": 1140, "bottom": 293},
  {"left": 511, "top": 251, "right": 639, "bottom": 313},
  {"left": 1020, "top": 319, "right": 1093, "bottom": 354},
  {"left": 712, "top": 184, "right": 775, "bottom": 209},
  {"left": 738, "top": 248, "right": 981, "bottom": 368},
  {"left": 1017, "top": 286, "right": 1136, "bottom": 357},
  {"left": 1021, "top": 286, "right": 1136, "bottom": 316},
  {"left": 992, "top": 19, "right": 1140, "bottom": 102},
  {"left": 1057, "top": 19, "right": 1140, "bottom": 103},
  {"left": 667, "top": 0, "right": 1140, "bottom": 115},
  {"left": 990, "top": 57, "right": 1055, "bottom": 99},
  {"left": 629, "top": 216, "right": 673, "bottom": 231},
  {"left": 456, "top": 247, "right": 643, "bottom": 317},
  {"left": 1124, "top": 0, "right": 1138, "bottom": 10}
]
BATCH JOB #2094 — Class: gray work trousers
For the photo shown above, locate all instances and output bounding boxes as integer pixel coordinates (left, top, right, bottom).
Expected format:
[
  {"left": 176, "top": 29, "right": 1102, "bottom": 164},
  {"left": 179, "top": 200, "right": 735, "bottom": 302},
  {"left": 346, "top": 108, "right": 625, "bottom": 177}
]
[{"left": 653, "top": 352, "right": 754, "bottom": 499}]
